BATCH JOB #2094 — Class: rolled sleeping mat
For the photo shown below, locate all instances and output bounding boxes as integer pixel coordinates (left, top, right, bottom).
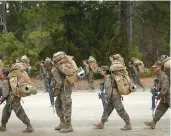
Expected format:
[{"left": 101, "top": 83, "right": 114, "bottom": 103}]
[
  {"left": 77, "top": 67, "right": 86, "bottom": 79},
  {"left": 21, "top": 85, "right": 37, "bottom": 95}
]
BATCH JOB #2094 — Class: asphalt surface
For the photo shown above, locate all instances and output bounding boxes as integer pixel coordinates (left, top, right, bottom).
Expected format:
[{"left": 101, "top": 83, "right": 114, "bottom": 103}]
[{"left": 0, "top": 90, "right": 170, "bottom": 136}]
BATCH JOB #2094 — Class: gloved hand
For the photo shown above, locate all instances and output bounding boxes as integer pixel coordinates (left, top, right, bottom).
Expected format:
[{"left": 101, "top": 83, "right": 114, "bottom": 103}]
[
  {"left": 104, "top": 100, "right": 108, "bottom": 105},
  {"left": 156, "top": 95, "right": 160, "bottom": 100},
  {"left": 0, "top": 97, "right": 4, "bottom": 103}
]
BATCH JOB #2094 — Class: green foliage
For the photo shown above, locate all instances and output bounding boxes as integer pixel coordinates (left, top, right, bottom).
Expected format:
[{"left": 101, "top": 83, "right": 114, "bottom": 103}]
[
  {"left": 0, "top": 1, "right": 169, "bottom": 76},
  {"left": 128, "top": 45, "right": 142, "bottom": 60},
  {"left": 0, "top": 33, "right": 26, "bottom": 68}
]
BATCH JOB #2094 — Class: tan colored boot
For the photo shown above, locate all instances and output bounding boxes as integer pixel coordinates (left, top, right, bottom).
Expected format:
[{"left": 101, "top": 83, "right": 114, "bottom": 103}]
[
  {"left": 121, "top": 120, "right": 132, "bottom": 131},
  {"left": 23, "top": 124, "right": 34, "bottom": 133},
  {"left": 0, "top": 124, "right": 7, "bottom": 132},
  {"left": 55, "top": 118, "right": 65, "bottom": 130},
  {"left": 60, "top": 120, "right": 73, "bottom": 133},
  {"left": 93, "top": 122, "right": 104, "bottom": 129},
  {"left": 144, "top": 120, "right": 157, "bottom": 129}
]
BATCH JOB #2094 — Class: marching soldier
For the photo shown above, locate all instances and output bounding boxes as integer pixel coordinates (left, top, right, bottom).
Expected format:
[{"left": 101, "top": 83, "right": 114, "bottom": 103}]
[
  {"left": 128, "top": 60, "right": 145, "bottom": 90},
  {"left": 44, "top": 55, "right": 73, "bottom": 133},
  {"left": 0, "top": 68, "right": 34, "bottom": 133},
  {"left": 144, "top": 55, "right": 170, "bottom": 129},
  {"left": 94, "top": 66, "right": 132, "bottom": 131},
  {"left": 83, "top": 60, "right": 95, "bottom": 90}
]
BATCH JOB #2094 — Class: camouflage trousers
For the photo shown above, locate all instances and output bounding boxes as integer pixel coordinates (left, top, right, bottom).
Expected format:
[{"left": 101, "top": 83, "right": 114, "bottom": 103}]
[
  {"left": 132, "top": 74, "right": 144, "bottom": 88},
  {"left": 153, "top": 99, "right": 170, "bottom": 121},
  {"left": 55, "top": 84, "right": 72, "bottom": 122},
  {"left": 101, "top": 96, "right": 130, "bottom": 122},
  {"left": 1, "top": 97, "right": 30, "bottom": 125},
  {"left": 87, "top": 74, "right": 94, "bottom": 90}
]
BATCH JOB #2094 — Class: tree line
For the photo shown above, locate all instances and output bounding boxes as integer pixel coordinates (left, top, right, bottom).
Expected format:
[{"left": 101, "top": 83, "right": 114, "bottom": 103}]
[{"left": 0, "top": 1, "right": 169, "bottom": 75}]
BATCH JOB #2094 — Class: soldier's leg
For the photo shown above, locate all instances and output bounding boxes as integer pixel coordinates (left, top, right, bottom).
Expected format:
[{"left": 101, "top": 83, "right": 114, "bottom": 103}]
[
  {"left": 101, "top": 101, "right": 115, "bottom": 123},
  {"left": 113, "top": 97, "right": 132, "bottom": 130},
  {"left": 0, "top": 104, "right": 12, "bottom": 131},
  {"left": 88, "top": 74, "right": 94, "bottom": 90},
  {"left": 135, "top": 75, "right": 144, "bottom": 89},
  {"left": 54, "top": 94, "right": 65, "bottom": 130},
  {"left": 60, "top": 84, "right": 73, "bottom": 133},
  {"left": 144, "top": 101, "right": 169, "bottom": 129},
  {"left": 153, "top": 101, "right": 169, "bottom": 122},
  {"left": 48, "top": 86, "right": 54, "bottom": 106},
  {"left": 11, "top": 97, "right": 33, "bottom": 133},
  {"left": 94, "top": 101, "right": 115, "bottom": 129}
]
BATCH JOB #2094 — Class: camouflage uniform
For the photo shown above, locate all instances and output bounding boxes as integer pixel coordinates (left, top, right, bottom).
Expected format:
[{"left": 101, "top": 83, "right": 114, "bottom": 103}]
[
  {"left": 131, "top": 65, "right": 144, "bottom": 89},
  {"left": 144, "top": 69, "right": 170, "bottom": 129},
  {"left": 0, "top": 77, "right": 33, "bottom": 132},
  {"left": 101, "top": 75, "right": 130, "bottom": 123},
  {"left": 45, "top": 72, "right": 54, "bottom": 106},
  {"left": 51, "top": 67, "right": 73, "bottom": 132},
  {"left": 87, "top": 70, "right": 95, "bottom": 90},
  {"left": 94, "top": 66, "right": 131, "bottom": 130},
  {"left": 153, "top": 71, "right": 170, "bottom": 121}
]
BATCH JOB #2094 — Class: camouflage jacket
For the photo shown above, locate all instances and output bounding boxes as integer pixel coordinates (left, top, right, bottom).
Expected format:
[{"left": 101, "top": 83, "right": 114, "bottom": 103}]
[
  {"left": 104, "top": 75, "right": 119, "bottom": 101},
  {"left": 159, "top": 71, "right": 170, "bottom": 103},
  {"left": 132, "top": 65, "right": 139, "bottom": 75},
  {"left": 51, "top": 67, "right": 64, "bottom": 96},
  {"left": 2, "top": 78, "right": 11, "bottom": 103}
]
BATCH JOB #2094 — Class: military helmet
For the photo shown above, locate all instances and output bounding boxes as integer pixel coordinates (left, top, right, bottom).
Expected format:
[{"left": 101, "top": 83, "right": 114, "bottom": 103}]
[
  {"left": 160, "top": 55, "right": 168, "bottom": 62},
  {"left": 113, "top": 54, "right": 122, "bottom": 59},
  {"left": 53, "top": 51, "right": 65, "bottom": 62},
  {"left": 20, "top": 55, "right": 29, "bottom": 63},
  {"left": 152, "top": 60, "right": 162, "bottom": 68},
  {"left": 100, "top": 66, "right": 109, "bottom": 71},
  {"left": 44, "top": 57, "right": 53, "bottom": 66},
  {"left": 0, "top": 68, "right": 9, "bottom": 76}
]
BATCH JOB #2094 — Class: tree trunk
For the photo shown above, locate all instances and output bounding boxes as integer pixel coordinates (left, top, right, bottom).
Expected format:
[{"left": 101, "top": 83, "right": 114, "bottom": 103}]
[
  {"left": 0, "top": 1, "right": 6, "bottom": 32},
  {"left": 120, "top": 1, "right": 132, "bottom": 45}
]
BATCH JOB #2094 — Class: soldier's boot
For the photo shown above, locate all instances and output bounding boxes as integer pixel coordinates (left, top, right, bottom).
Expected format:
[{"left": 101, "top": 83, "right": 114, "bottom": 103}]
[
  {"left": 121, "top": 120, "right": 132, "bottom": 131},
  {"left": 93, "top": 121, "right": 104, "bottom": 129},
  {"left": 60, "top": 120, "right": 73, "bottom": 133},
  {"left": 144, "top": 120, "right": 157, "bottom": 129},
  {"left": 23, "top": 123, "right": 34, "bottom": 133},
  {"left": 55, "top": 118, "right": 65, "bottom": 130},
  {"left": 0, "top": 124, "right": 7, "bottom": 132}
]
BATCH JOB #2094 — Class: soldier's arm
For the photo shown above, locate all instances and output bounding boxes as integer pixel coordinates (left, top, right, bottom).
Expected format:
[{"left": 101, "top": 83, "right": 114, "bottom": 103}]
[
  {"left": 132, "top": 65, "right": 138, "bottom": 75},
  {"left": 105, "top": 76, "right": 113, "bottom": 101},
  {"left": 2, "top": 79, "right": 10, "bottom": 98},
  {"left": 159, "top": 73, "right": 169, "bottom": 96},
  {"left": 51, "top": 68, "right": 62, "bottom": 90}
]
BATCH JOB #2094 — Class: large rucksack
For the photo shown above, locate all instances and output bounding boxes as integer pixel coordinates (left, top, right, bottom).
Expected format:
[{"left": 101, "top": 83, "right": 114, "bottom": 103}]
[
  {"left": 53, "top": 52, "right": 78, "bottom": 85},
  {"left": 8, "top": 63, "right": 37, "bottom": 97},
  {"left": 112, "top": 54, "right": 125, "bottom": 66},
  {"left": 88, "top": 56, "right": 99, "bottom": 74},
  {"left": 162, "top": 57, "right": 170, "bottom": 70},
  {"left": 110, "top": 60, "right": 133, "bottom": 95},
  {"left": 131, "top": 58, "right": 145, "bottom": 74}
]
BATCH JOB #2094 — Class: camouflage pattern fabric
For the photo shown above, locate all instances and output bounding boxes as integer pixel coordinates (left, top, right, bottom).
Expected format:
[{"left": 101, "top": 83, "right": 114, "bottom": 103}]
[
  {"left": 131, "top": 65, "right": 144, "bottom": 88},
  {"left": 52, "top": 67, "right": 73, "bottom": 122},
  {"left": 153, "top": 71, "right": 170, "bottom": 121},
  {"left": 87, "top": 70, "right": 95, "bottom": 90},
  {"left": 101, "top": 75, "right": 130, "bottom": 122},
  {"left": 1, "top": 78, "right": 30, "bottom": 125}
]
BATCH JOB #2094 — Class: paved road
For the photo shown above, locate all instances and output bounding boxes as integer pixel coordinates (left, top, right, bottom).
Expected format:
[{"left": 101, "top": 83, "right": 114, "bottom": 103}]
[{"left": 0, "top": 90, "right": 170, "bottom": 136}]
